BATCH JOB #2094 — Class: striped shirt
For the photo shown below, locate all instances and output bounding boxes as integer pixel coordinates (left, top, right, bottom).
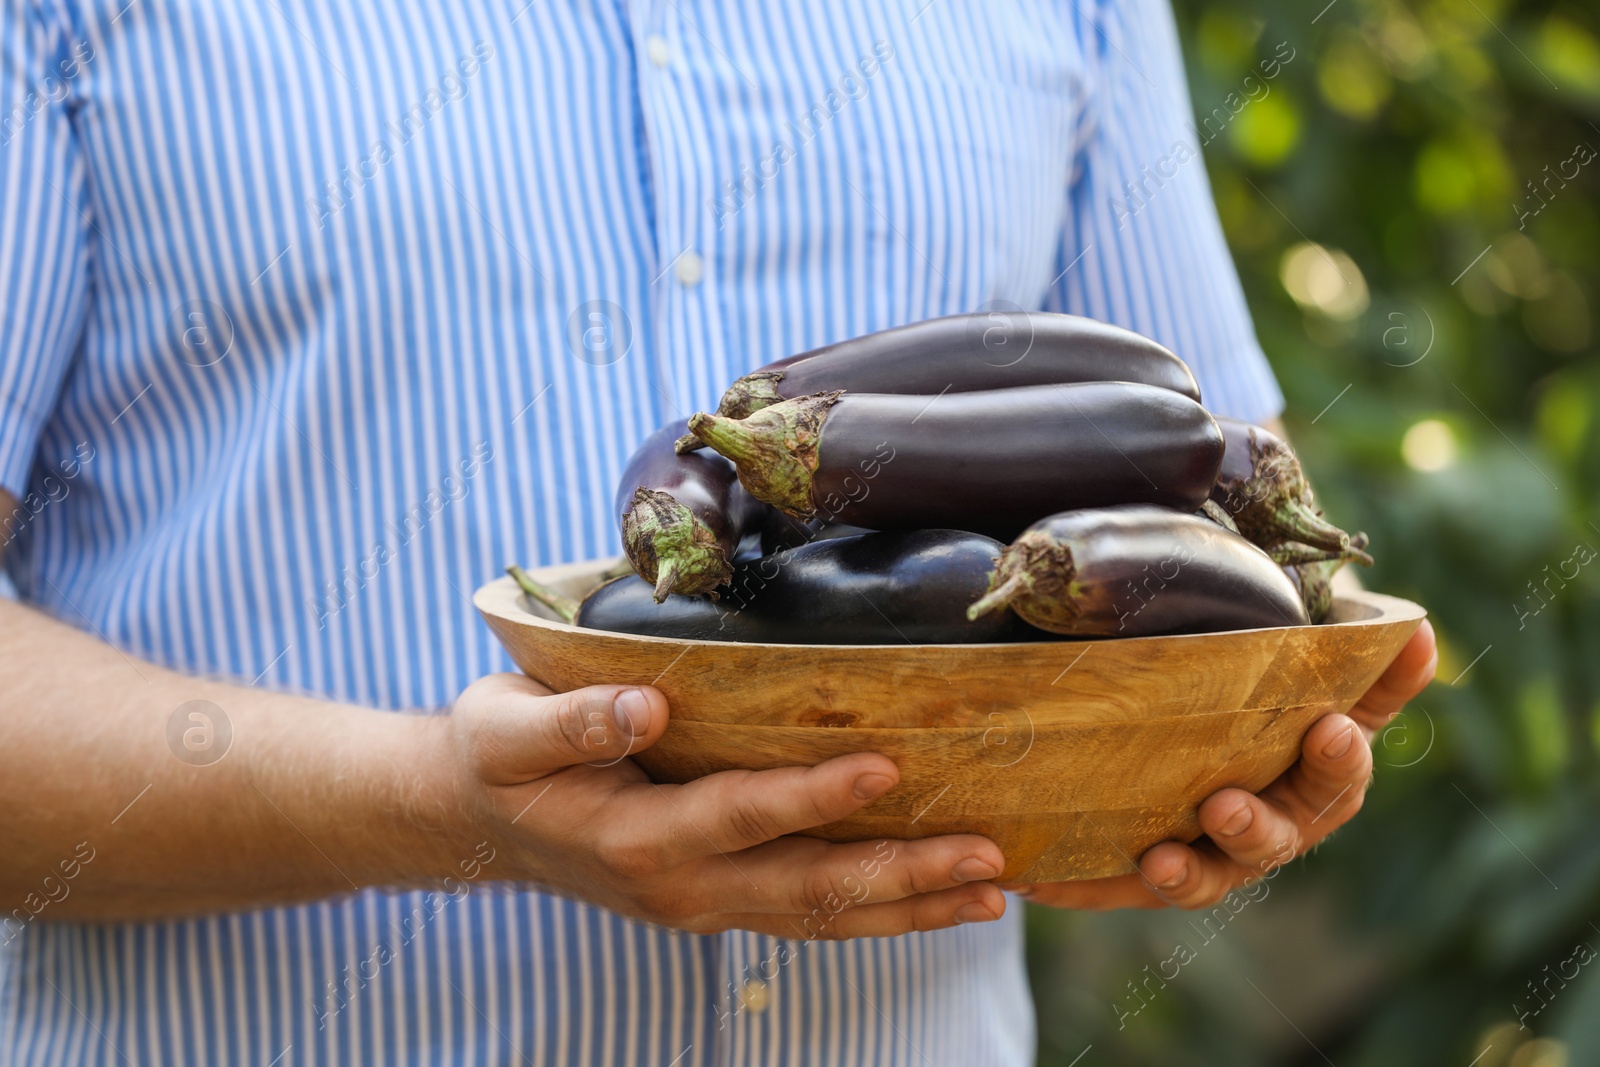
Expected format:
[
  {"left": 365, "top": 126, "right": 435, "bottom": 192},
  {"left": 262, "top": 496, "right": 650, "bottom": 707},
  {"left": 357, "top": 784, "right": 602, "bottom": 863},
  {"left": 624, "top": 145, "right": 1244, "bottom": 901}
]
[{"left": 0, "top": 0, "right": 1281, "bottom": 1063}]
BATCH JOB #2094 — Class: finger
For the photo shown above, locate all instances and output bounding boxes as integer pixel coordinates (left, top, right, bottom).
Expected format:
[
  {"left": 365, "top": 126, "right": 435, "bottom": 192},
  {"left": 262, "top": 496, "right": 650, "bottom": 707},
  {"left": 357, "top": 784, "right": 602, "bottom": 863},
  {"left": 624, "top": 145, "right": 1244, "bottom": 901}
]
[
  {"left": 1152, "top": 715, "right": 1372, "bottom": 909},
  {"left": 1003, "top": 874, "right": 1168, "bottom": 911},
  {"left": 1286, "top": 713, "right": 1375, "bottom": 825},
  {"left": 1349, "top": 621, "right": 1437, "bottom": 730},
  {"left": 469, "top": 676, "right": 670, "bottom": 781},
  {"left": 638, "top": 753, "right": 904, "bottom": 865},
  {"left": 1135, "top": 838, "right": 1254, "bottom": 909},
  {"left": 721, "top": 883, "right": 1007, "bottom": 941},
  {"left": 1224, "top": 712, "right": 1373, "bottom": 843},
  {"left": 695, "top": 833, "right": 1005, "bottom": 917}
]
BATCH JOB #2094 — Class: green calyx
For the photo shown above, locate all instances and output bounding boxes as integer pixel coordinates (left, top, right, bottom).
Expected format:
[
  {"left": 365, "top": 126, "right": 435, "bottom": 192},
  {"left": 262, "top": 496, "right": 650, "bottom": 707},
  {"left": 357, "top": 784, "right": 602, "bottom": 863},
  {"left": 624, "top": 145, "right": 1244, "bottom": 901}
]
[
  {"left": 687, "top": 391, "right": 843, "bottom": 520},
  {"left": 1227, "top": 434, "right": 1353, "bottom": 554},
  {"left": 967, "top": 530, "right": 1081, "bottom": 632},
  {"left": 1268, "top": 539, "right": 1374, "bottom": 568},
  {"left": 674, "top": 372, "right": 789, "bottom": 454},
  {"left": 1281, "top": 533, "right": 1371, "bottom": 623},
  {"left": 620, "top": 487, "right": 732, "bottom": 601}
]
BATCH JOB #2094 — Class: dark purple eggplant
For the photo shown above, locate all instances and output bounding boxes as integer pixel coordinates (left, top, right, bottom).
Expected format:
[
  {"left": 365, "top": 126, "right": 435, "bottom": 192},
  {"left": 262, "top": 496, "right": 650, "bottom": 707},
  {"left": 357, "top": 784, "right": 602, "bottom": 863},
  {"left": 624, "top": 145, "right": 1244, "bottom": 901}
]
[
  {"left": 1211, "top": 417, "right": 1352, "bottom": 554},
  {"left": 675, "top": 312, "right": 1200, "bottom": 452},
  {"left": 687, "top": 383, "right": 1223, "bottom": 540},
  {"left": 967, "top": 505, "right": 1309, "bottom": 636},
  {"left": 758, "top": 511, "right": 873, "bottom": 555},
  {"left": 1282, "top": 533, "right": 1371, "bottom": 623},
  {"left": 508, "top": 565, "right": 757, "bottom": 641},
  {"left": 718, "top": 529, "right": 1037, "bottom": 643},
  {"left": 617, "top": 420, "right": 764, "bottom": 601},
  {"left": 508, "top": 530, "right": 1035, "bottom": 643}
]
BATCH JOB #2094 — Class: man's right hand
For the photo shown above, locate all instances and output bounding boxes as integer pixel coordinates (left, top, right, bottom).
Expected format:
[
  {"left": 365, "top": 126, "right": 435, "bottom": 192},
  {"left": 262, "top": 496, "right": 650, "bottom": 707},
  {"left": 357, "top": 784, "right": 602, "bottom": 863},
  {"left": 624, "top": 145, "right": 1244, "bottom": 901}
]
[
  {"left": 438, "top": 673, "right": 1008, "bottom": 939},
  {"left": 0, "top": 562, "right": 1004, "bottom": 932}
]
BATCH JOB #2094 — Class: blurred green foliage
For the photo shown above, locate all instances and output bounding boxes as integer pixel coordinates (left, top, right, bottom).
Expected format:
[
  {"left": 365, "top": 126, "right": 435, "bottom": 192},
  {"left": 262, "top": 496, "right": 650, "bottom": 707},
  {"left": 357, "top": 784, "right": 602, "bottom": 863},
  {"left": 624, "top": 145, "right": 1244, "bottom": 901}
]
[{"left": 1027, "top": 2, "right": 1600, "bottom": 1064}]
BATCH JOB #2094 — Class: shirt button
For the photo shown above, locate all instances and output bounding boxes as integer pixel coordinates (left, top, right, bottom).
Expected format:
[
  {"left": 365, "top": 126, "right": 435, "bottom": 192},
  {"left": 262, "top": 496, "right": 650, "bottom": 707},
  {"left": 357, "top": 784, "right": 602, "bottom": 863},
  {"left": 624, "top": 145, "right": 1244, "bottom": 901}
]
[
  {"left": 644, "top": 35, "right": 672, "bottom": 68},
  {"left": 738, "top": 979, "right": 770, "bottom": 1014},
  {"left": 674, "top": 251, "right": 705, "bottom": 287}
]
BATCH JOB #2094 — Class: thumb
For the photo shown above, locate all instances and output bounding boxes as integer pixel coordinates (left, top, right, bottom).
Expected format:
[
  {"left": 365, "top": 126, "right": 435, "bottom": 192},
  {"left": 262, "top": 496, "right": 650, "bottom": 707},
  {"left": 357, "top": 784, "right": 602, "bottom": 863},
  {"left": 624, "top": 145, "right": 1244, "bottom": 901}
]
[{"left": 462, "top": 674, "right": 670, "bottom": 782}]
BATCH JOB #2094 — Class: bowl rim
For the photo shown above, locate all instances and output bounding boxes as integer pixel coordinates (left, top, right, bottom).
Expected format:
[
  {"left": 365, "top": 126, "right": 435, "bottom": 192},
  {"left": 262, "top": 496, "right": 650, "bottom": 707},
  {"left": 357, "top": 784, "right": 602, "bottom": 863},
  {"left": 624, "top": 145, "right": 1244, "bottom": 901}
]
[{"left": 476, "top": 559, "right": 1427, "bottom": 652}]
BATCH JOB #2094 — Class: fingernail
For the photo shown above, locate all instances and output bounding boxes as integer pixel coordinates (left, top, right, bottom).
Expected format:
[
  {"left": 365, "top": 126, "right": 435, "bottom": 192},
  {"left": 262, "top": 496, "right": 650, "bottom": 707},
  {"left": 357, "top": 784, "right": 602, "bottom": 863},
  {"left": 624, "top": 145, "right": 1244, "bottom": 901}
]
[
  {"left": 1155, "top": 865, "right": 1187, "bottom": 891},
  {"left": 851, "top": 773, "right": 895, "bottom": 801},
  {"left": 1322, "top": 725, "right": 1355, "bottom": 760},
  {"left": 1217, "top": 806, "right": 1254, "bottom": 837},
  {"left": 951, "top": 858, "right": 1001, "bottom": 883},
  {"left": 954, "top": 901, "right": 997, "bottom": 924},
  {"left": 612, "top": 689, "right": 651, "bottom": 736}
]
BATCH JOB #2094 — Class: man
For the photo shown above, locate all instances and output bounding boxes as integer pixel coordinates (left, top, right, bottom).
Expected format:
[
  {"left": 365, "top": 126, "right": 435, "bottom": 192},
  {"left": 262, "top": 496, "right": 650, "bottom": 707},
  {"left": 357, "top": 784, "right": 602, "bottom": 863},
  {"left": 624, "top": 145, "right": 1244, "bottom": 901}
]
[{"left": 0, "top": 0, "right": 1434, "bottom": 1063}]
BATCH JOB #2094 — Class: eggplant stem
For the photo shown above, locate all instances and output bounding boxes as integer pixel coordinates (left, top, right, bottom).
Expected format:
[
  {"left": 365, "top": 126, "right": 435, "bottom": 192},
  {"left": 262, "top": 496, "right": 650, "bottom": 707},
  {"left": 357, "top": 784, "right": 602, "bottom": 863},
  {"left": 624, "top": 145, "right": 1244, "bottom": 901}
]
[
  {"left": 622, "top": 487, "right": 732, "bottom": 600},
  {"left": 1269, "top": 541, "right": 1374, "bottom": 568},
  {"left": 506, "top": 564, "right": 580, "bottom": 624},
  {"left": 672, "top": 433, "right": 706, "bottom": 454},
  {"left": 651, "top": 559, "right": 680, "bottom": 603},
  {"left": 967, "top": 574, "right": 1027, "bottom": 621},
  {"left": 1199, "top": 499, "right": 1240, "bottom": 535},
  {"left": 688, "top": 392, "right": 842, "bottom": 519},
  {"left": 687, "top": 411, "right": 760, "bottom": 462},
  {"left": 597, "top": 558, "right": 636, "bottom": 582},
  {"left": 1273, "top": 499, "right": 1352, "bottom": 554}
]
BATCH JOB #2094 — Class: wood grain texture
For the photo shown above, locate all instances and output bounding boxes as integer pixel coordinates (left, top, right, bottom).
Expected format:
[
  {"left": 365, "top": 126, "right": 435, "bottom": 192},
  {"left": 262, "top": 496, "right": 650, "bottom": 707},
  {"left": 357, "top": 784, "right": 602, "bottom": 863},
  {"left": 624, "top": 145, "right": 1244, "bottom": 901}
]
[{"left": 476, "top": 560, "right": 1425, "bottom": 881}]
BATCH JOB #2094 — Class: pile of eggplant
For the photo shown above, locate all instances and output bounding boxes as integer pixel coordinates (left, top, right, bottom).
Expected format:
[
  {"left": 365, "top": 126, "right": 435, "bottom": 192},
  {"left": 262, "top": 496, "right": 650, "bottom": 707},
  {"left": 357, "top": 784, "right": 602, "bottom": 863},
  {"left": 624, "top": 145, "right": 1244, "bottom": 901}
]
[{"left": 509, "top": 312, "right": 1372, "bottom": 644}]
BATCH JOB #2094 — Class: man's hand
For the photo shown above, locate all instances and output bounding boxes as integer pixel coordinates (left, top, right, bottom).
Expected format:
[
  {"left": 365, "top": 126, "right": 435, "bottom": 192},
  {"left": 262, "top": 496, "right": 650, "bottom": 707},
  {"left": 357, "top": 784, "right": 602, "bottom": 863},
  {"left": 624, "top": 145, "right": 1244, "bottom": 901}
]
[
  {"left": 1, "top": 579, "right": 1003, "bottom": 931},
  {"left": 1008, "top": 619, "right": 1437, "bottom": 910},
  {"left": 442, "top": 673, "right": 1008, "bottom": 938}
]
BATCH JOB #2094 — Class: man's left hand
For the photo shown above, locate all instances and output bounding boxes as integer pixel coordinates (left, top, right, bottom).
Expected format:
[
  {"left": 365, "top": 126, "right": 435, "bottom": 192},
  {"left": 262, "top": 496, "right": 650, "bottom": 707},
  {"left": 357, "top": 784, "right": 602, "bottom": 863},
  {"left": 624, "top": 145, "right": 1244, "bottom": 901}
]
[{"left": 1008, "top": 619, "right": 1437, "bottom": 910}]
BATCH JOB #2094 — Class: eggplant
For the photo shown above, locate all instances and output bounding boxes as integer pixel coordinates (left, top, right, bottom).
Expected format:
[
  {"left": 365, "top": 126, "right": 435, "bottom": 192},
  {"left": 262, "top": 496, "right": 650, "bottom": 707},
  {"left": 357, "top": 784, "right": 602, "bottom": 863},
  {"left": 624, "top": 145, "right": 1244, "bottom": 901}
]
[
  {"left": 508, "top": 529, "right": 1034, "bottom": 643},
  {"left": 688, "top": 383, "right": 1223, "bottom": 540},
  {"left": 758, "top": 510, "right": 873, "bottom": 555},
  {"left": 1282, "top": 533, "right": 1371, "bottom": 623},
  {"left": 616, "top": 420, "right": 764, "bottom": 600},
  {"left": 509, "top": 565, "right": 756, "bottom": 641},
  {"left": 676, "top": 312, "right": 1200, "bottom": 451},
  {"left": 580, "top": 576, "right": 753, "bottom": 640},
  {"left": 718, "top": 529, "right": 1037, "bottom": 643},
  {"left": 967, "top": 505, "right": 1310, "bottom": 636},
  {"left": 1211, "top": 417, "right": 1353, "bottom": 554}
]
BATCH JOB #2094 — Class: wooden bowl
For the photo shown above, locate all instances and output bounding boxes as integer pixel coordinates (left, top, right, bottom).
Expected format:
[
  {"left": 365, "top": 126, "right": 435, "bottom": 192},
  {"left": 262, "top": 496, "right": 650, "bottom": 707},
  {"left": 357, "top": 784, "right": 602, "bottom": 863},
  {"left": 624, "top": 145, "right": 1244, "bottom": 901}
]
[{"left": 475, "top": 560, "right": 1425, "bottom": 882}]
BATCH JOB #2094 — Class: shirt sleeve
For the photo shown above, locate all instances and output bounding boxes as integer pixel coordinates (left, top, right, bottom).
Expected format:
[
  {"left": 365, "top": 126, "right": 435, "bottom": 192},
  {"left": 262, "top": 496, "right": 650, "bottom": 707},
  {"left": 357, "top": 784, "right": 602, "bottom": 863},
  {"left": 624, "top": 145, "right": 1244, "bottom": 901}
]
[
  {"left": 0, "top": 0, "right": 92, "bottom": 498},
  {"left": 1044, "top": 0, "right": 1284, "bottom": 424}
]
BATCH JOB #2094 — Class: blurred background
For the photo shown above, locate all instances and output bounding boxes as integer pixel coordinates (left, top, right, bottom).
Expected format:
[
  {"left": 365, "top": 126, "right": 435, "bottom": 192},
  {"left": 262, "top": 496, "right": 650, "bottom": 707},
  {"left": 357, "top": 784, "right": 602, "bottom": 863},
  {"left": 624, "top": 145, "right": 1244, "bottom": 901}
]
[{"left": 1026, "top": 1, "right": 1600, "bottom": 1064}]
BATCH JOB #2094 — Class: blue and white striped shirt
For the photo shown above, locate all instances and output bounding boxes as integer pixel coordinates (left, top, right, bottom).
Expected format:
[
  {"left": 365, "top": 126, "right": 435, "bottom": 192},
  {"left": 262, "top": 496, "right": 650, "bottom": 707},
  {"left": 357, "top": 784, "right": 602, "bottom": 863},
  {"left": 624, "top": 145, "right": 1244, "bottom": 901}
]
[{"left": 0, "top": 0, "right": 1281, "bottom": 1062}]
